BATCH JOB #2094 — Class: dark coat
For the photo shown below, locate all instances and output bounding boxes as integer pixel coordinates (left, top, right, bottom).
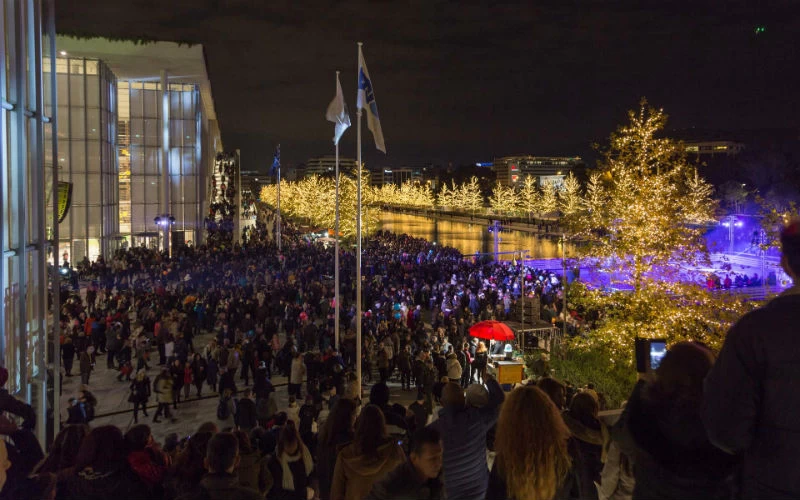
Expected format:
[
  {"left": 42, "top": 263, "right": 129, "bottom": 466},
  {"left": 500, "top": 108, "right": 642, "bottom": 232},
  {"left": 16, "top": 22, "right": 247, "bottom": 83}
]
[
  {"left": 617, "top": 381, "right": 736, "bottom": 500},
  {"left": 704, "top": 291, "right": 800, "bottom": 499},
  {"left": 58, "top": 463, "right": 149, "bottom": 500},
  {"left": 176, "top": 472, "right": 262, "bottom": 500},
  {"left": 428, "top": 376, "right": 505, "bottom": 500},
  {"left": 235, "top": 397, "right": 258, "bottom": 430},
  {"left": 366, "top": 461, "right": 444, "bottom": 500}
]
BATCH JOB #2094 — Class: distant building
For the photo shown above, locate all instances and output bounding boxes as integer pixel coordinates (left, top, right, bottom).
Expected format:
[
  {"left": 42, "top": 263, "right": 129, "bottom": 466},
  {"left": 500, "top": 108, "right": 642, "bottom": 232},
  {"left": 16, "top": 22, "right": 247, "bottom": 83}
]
[
  {"left": 684, "top": 140, "right": 744, "bottom": 157},
  {"left": 303, "top": 156, "right": 357, "bottom": 177},
  {"left": 494, "top": 155, "right": 582, "bottom": 187}
]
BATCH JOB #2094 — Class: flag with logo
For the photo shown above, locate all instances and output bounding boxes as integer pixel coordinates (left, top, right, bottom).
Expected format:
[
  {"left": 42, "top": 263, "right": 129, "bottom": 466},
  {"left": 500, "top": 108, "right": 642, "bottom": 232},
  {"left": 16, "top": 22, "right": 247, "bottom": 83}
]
[
  {"left": 326, "top": 72, "right": 351, "bottom": 145},
  {"left": 357, "top": 46, "right": 386, "bottom": 153}
]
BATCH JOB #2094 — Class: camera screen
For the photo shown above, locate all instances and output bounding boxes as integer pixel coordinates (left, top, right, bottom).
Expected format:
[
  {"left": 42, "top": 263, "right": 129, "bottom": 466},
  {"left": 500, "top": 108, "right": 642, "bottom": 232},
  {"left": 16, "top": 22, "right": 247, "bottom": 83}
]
[{"left": 649, "top": 341, "right": 667, "bottom": 370}]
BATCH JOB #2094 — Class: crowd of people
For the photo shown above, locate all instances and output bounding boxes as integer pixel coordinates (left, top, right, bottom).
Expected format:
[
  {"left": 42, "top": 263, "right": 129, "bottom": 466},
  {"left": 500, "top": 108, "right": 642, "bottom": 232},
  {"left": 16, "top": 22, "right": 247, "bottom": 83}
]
[{"left": 1, "top": 210, "right": 799, "bottom": 499}]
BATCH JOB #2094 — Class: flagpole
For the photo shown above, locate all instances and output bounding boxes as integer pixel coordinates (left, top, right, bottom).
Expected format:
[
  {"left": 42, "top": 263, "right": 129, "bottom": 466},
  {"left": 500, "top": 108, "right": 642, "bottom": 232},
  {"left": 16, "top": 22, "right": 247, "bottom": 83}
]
[
  {"left": 356, "top": 42, "right": 363, "bottom": 396},
  {"left": 334, "top": 71, "right": 341, "bottom": 350},
  {"left": 276, "top": 144, "right": 282, "bottom": 253}
]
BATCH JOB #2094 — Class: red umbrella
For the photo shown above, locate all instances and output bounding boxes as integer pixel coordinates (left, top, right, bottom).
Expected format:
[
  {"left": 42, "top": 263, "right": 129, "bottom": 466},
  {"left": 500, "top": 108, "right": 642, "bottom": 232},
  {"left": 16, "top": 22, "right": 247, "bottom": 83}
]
[{"left": 469, "top": 320, "right": 515, "bottom": 341}]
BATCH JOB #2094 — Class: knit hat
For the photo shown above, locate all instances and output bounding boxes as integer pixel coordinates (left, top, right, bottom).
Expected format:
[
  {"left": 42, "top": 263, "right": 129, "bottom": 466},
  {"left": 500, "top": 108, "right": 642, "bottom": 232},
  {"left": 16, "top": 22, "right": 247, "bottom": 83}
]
[{"left": 465, "top": 383, "right": 489, "bottom": 408}]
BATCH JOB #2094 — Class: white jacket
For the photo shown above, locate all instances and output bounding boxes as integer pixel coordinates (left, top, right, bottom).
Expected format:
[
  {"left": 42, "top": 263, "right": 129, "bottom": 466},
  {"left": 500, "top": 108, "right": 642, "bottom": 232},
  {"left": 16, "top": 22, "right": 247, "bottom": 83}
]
[{"left": 290, "top": 357, "right": 306, "bottom": 384}]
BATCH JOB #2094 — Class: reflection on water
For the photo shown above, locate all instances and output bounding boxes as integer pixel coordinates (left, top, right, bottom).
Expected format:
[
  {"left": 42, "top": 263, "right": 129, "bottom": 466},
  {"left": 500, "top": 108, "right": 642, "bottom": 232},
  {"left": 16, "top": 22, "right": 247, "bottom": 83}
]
[{"left": 378, "top": 212, "right": 573, "bottom": 261}]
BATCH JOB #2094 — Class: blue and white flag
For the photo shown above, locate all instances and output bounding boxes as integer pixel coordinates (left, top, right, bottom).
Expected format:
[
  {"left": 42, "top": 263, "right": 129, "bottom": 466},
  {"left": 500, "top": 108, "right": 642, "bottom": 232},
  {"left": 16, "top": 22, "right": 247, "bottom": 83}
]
[
  {"left": 270, "top": 144, "right": 280, "bottom": 176},
  {"left": 326, "top": 72, "right": 351, "bottom": 146},
  {"left": 357, "top": 46, "right": 386, "bottom": 153}
]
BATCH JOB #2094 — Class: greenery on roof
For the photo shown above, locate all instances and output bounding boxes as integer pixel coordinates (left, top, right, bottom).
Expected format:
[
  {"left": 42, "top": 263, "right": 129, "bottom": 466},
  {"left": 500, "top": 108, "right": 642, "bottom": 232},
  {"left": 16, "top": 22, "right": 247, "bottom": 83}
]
[{"left": 58, "top": 32, "right": 197, "bottom": 47}]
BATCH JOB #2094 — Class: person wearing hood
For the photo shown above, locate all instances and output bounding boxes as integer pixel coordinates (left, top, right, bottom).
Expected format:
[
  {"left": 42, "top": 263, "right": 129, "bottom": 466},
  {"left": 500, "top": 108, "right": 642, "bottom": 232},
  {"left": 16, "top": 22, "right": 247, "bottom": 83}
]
[
  {"left": 428, "top": 375, "right": 504, "bottom": 500},
  {"left": 562, "top": 390, "right": 606, "bottom": 499},
  {"left": 331, "top": 404, "right": 405, "bottom": 500},
  {"left": 614, "top": 342, "right": 736, "bottom": 500}
]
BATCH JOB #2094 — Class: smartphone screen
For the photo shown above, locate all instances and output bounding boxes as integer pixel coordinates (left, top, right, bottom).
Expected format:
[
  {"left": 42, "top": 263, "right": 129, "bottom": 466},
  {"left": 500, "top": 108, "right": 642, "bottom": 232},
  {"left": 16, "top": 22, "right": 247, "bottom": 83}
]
[{"left": 649, "top": 341, "right": 667, "bottom": 370}]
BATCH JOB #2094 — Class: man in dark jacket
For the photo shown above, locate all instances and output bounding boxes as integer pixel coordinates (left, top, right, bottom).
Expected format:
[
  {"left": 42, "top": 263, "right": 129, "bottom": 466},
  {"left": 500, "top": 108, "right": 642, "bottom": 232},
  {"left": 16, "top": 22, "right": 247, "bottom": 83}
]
[
  {"left": 234, "top": 389, "right": 258, "bottom": 431},
  {"left": 429, "top": 374, "right": 504, "bottom": 500},
  {"left": 177, "top": 432, "right": 261, "bottom": 500},
  {"left": 367, "top": 426, "right": 444, "bottom": 500},
  {"left": 704, "top": 218, "right": 800, "bottom": 499}
]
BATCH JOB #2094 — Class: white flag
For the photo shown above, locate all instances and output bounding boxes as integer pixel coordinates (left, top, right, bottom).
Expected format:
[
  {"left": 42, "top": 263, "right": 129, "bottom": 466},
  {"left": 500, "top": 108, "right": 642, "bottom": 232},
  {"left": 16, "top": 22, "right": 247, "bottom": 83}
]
[
  {"left": 357, "top": 46, "right": 386, "bottom": 153},
  {"left": 326, "top": 72, "right": 351, "bottom": 145}
]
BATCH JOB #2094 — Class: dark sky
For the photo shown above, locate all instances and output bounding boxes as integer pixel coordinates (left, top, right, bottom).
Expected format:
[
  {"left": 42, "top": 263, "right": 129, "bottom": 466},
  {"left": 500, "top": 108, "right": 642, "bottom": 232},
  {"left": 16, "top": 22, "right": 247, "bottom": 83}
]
[{"left": 56, "top": 0, "right": 799, "bottom": 172}]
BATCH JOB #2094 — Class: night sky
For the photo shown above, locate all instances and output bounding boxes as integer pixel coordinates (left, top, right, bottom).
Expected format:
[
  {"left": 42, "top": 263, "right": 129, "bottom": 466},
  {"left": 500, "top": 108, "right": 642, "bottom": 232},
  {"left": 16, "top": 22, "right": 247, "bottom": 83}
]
[{"left": 56, "top": 1, "right": 799, "bottom": 172}]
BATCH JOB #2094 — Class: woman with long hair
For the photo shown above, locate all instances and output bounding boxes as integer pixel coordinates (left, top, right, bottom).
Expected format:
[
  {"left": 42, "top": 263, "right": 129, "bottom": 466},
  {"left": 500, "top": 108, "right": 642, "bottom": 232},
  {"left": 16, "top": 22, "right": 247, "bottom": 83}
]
[
  {"left": 488, "top": 386, "right": 573, "bottom": 500},
  {"left": 266, "top": 420, "right": 314, "bottom": 500},
  {"left": 330, "top": 404, "right": 405, "bottom": 500},
  {"left": 614, "top": 341, "right": 736, "bottom": 499},
  {"left": 163, "top": 431, "right": 214, "bottom": 499},
  {"left": 33, "top": 424, "right": 89, "bottom": 481},
  {"left": 316, "top": 398, "right": 357, "bottom": 500}
]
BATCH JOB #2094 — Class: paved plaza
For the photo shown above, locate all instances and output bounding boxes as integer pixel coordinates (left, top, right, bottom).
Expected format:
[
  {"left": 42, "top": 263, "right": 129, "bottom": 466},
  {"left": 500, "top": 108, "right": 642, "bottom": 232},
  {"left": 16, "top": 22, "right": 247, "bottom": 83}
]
[{"left": 60, "top": 330, "right": 417, "bottom": 443}]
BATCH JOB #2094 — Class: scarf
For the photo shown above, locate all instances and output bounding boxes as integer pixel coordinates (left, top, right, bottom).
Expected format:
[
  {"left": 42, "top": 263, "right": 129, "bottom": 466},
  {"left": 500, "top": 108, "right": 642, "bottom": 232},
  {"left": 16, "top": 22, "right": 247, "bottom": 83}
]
[{"left": 279, "top": 444, "right": 314, "bottom": 491}]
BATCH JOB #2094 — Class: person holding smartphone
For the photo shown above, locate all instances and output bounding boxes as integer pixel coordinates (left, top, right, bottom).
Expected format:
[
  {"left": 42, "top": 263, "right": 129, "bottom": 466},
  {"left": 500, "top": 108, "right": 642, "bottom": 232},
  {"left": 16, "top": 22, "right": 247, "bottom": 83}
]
[{"left": 610, "top": 342, "right": 736, "bottom": 499}]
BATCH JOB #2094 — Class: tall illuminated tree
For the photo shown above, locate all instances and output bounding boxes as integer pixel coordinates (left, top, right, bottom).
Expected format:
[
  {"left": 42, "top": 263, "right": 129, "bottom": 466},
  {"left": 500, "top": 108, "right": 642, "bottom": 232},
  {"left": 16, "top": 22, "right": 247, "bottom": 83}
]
[
  {"left": 520, "top": 175, "right": 541, "bottom": 219},
  {"left": 539, "top": 180, "right": 558, "bottom": 216},
  {"left": 489, "top": 181, "right": 520, "bottom": 214},
  {"left": 564, "top": 99, "right": 718, "bottom": 291},
  {"left": 460, "top": 176, "right": 484, "bottom": 212},
  {"left": 558, "top": 172, "right": 582, "bottom": 217}
]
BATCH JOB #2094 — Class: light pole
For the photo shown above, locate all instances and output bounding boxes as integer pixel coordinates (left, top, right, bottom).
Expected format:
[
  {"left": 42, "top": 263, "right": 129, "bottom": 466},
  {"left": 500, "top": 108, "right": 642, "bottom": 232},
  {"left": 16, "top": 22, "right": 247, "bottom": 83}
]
[{"left": 561, "top": 233, "right": 567, "bottom": 340}]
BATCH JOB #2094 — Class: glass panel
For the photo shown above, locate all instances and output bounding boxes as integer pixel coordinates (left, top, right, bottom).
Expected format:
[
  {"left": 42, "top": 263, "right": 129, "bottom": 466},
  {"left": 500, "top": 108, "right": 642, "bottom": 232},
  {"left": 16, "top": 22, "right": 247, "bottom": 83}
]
[
  {"left": 170, "top": 91, "right": 182, "bottom": 118},
  {"left": 130, "top": 145, "right": 145, "bottom": 175},
  {"left": 71, "top": 176, "right": 86, "bottom": 206},
  {"left": 144, "top": 119, "right": 159, "bottom": 145},
  {"left": 183, "top": 119, "right": 196, "bottom": 144},
  {"left": 169, "top": 148, "right": 181, "bottom": 176},
  {"left": 71, "top": 110, "right": 85, "bottom": 139},
  {"left": 73, "top": 207, "right": 88, "bottom": 238},
  {"left": 86, "top": 74, "right": 100, "bottom": 107},
  {"left": 87, "top": 174, "right": 101, "bottom": 205},
  {"left": 57, "top": 106, "right": 69, "bottom": 139},
  {"left": 130, "top": 176, "right": 145, "bottom": 204},
  {"left": 171, "top": 175, "right": 182, "bottom": 203},
  {"left": 87, "top": 141, "right": 101, "bottom": 173},
  {"left": 130, "top": 88, "right": 143, "bottom": 118},
  {"left": 85, "top": 60, "right": 99, "bottom": 75},
  {"left": 88, "top": 207, "right": 102, "bottom": 237},
  {"left": 145, "top": 175, "right": 160, "bottom": 199},
  {"left": 182, "top": 149, "right": 195, "bottom": 175},
  {"left": 87, "top": 109, "right": 100, "bottom": 139},
  {"left": 169, "top": 120, "right": 182, "bottom": 147},
  {"left": 145, "top": 148, "right": 159, "bottom": 175},
  {"left": 71, "top": 142, "right": 86, "bottom": 173},
  {"left": 182, "top": 91, "right": 194, "bottom": 118},
  {"left": 183, "top": 176, "right": 196, "bottom": 203},
  {"left": 69, "top": 73, "right": 85, "bottom": 107},
  {"left": 131, "top": 204, "right": 145, "bottom": 232},
  {"left": 144, "top": 89, "right": 159, "bottom": 118},
  {"left": 56, "top": 73, "right": 68, "bottom": 108},
  {"left": 130, "top": 119, "right": 143, "bottom": 145}
]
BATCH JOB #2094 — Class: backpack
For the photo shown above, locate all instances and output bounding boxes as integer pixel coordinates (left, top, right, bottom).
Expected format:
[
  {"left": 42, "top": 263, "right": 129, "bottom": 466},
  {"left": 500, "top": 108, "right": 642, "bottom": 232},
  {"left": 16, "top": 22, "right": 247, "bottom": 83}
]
[{"left": 217, "top": 395, "right": 231, "bottom": 420}]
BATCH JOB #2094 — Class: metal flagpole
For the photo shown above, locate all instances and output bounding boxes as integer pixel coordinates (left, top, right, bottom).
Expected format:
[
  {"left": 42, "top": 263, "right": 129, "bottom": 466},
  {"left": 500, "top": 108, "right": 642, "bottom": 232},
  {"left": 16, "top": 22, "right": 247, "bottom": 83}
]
[
  {"left": 276, "top": 144, "right": 281, "bottom": 253},
  {"left": 562, "top": 233, "right": 567, "bottom": 339},
  {"left": 334, "top": 89, "right": 341, "bottom": 350},
  {"left": 356, "top": 42, "right": 363, "bottom": 396}
]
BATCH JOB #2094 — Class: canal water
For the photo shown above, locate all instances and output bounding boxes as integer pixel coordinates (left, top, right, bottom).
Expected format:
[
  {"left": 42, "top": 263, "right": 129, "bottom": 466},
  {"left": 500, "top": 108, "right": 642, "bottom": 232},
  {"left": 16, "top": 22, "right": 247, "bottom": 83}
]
[{"left": 378, "top": 211, "right": 573, "bottom": 262}]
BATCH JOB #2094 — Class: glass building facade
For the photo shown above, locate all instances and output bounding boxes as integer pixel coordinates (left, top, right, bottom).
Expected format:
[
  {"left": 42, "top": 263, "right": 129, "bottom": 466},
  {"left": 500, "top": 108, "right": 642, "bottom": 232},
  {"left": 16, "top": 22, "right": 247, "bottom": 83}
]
[
  {"left": 118, "top": 81, "right": 204, "bottom": 249},
  {"left": 45, "top": 57, "right": 118, "bottom": 265},
  {"left": 1, "top": 0, "right": 56, "bottom": 444}
]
